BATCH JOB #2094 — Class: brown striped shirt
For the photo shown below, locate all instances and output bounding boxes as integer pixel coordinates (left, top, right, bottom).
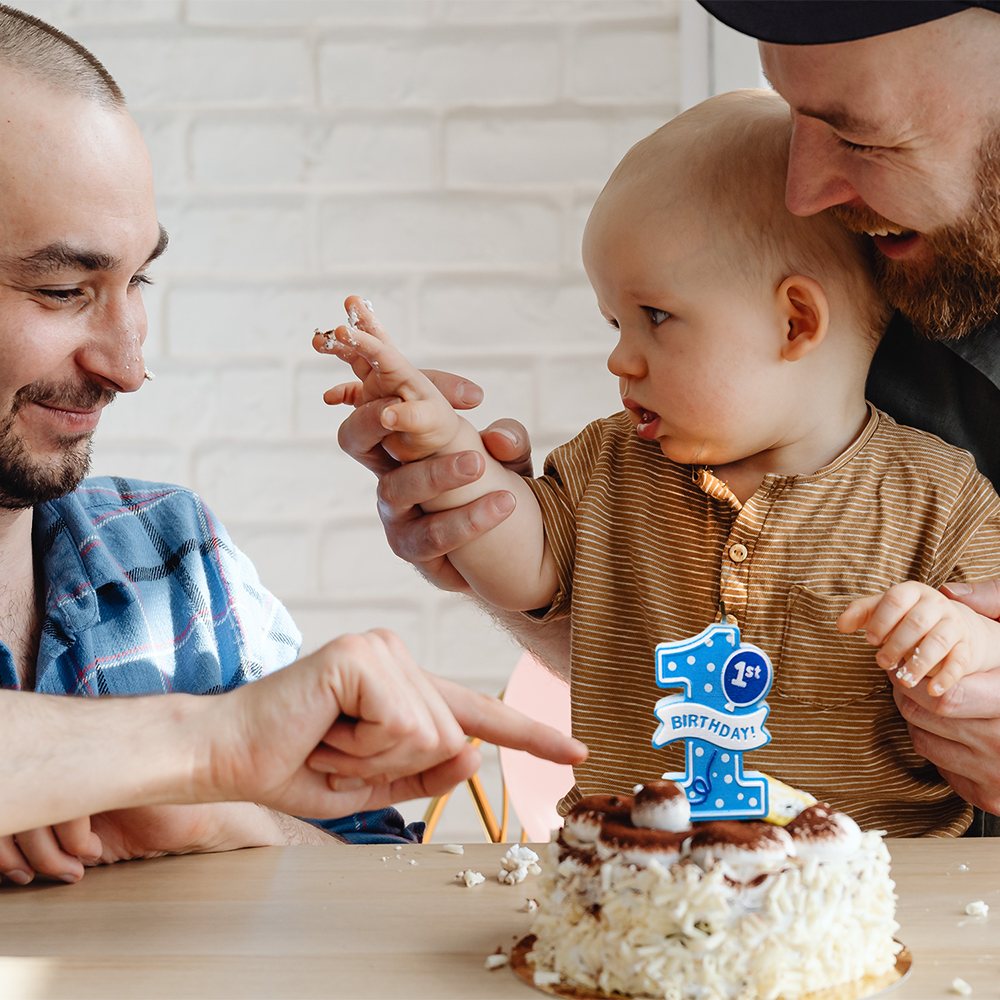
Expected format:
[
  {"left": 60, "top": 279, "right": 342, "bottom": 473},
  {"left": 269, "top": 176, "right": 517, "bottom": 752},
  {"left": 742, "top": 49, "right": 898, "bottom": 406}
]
[{"left": 526, "top": 405, "right": 1000, "bottom": 837}]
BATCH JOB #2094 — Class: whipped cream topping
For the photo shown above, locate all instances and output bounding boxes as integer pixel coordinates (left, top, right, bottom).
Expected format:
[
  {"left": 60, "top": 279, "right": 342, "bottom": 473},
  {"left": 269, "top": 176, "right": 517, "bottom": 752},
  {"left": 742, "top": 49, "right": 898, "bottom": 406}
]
[
  {"left": 597, "top": 819, "right": 687, "bottom": 867},
  {"left": 563, "top": 794, "right": 633, "bottom": 848},
  {"left": 786, "top": 803, "right": 863, "bottom": 863},
  {"left": 687, "top": 820, "right": 795, "bottom": 880},
  {"left": 631, "top": 780, "right": 691, "bottom": 832}
]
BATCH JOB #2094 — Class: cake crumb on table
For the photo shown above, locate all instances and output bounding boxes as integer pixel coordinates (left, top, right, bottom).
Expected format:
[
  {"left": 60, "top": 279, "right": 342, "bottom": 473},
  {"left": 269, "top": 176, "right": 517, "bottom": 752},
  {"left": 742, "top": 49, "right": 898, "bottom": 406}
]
[
  {"left": 965, "top": 900, "right": 989, "bottom": 917},
  {"left": 951, "top": 977, "right": 973, "bottom": 995},
  {"left": 498, "top": 845, "right": 542, "bottom": 885}
]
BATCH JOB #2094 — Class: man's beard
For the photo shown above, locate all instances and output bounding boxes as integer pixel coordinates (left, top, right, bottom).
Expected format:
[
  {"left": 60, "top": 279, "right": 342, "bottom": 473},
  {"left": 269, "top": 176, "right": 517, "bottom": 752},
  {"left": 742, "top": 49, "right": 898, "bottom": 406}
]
[
  {"left": 830, "top": 130, "right": 1000, "bottom": 341},
  {"left": 0, "top": 379, "right": 114, "bottom": 510}
]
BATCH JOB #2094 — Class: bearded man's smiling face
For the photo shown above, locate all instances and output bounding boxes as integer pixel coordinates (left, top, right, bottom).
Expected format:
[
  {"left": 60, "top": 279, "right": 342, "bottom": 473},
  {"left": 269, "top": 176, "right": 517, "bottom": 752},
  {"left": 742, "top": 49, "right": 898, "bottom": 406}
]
[
  {"left": 0, "top": 66, "right": 164, "bottom": 510},
  {"left": 760, "top": 8, "right": 1000, "bottom": 340}
]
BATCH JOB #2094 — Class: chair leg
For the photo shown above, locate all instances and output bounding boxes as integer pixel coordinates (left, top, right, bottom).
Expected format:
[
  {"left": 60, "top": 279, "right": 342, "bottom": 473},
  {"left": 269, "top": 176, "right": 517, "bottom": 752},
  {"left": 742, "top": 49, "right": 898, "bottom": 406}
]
[
  {"left": 466, "top": 772, "right": 501, "bottom": 842},
  {"left": 422, "top": 792, "right": 451, "bottom": 842},
  {"left": 500, "top": 774, "right": 510, "bottom": 843}
]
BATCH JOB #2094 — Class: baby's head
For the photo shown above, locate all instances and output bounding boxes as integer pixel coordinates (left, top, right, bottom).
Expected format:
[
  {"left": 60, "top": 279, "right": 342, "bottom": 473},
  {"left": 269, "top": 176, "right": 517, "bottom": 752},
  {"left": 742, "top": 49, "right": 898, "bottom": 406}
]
[{"left": 583, "top": 89, "right": 890, "bottom": 469}]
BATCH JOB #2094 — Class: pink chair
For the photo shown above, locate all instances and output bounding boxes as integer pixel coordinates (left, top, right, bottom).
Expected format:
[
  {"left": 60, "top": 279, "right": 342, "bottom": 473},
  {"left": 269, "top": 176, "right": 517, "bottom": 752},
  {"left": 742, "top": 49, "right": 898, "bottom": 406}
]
[{"left": 498, "top": 651, "right": 575, "bottom": 843}]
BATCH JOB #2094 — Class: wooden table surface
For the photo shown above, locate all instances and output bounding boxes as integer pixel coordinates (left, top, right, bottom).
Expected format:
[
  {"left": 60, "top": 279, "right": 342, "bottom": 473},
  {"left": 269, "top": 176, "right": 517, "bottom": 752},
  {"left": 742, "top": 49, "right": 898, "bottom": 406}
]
[{"left": 0, "top": 839, "right": 997, "bottom": 999}]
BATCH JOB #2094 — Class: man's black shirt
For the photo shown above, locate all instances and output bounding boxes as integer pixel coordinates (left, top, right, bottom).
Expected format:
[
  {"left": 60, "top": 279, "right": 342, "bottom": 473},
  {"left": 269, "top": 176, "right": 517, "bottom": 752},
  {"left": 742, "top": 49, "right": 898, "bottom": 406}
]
[
  {"left": 867, "top": 313, "right": 1000, "bottom": 490},
  {"left": 866, "top": 313, "right": 1000, "bottom": 835}
]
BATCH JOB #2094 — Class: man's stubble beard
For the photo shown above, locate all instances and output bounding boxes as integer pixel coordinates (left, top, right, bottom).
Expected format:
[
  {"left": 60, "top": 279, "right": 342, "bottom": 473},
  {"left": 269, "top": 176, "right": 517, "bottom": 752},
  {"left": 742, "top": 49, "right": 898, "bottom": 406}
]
[
  {"left": 0, "top": 379, "right": 114, "bottom": 510},
  {"left": 830, "top": 129, "right": 1000, "bottom": 341}
]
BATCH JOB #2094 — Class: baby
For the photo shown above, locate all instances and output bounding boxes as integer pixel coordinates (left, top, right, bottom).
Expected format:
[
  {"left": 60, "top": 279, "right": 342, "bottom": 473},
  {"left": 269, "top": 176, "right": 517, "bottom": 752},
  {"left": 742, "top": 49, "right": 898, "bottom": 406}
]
[{"left": 316, "top": 90, "right": 1000, "bottom": 837}]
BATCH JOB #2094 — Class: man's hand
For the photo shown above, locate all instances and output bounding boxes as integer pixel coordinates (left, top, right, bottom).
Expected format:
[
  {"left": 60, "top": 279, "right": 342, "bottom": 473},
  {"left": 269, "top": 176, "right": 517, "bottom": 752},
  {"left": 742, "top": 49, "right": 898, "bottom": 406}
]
[
  {"left": 941, "top": 578, "right": 1000, "bottom": 618},
  {"left": 0, "top": 818, "right": 99, "bottom": 885},
  {"left": 316, "top": 300, "right": 534, "bottom": 593},
  {"left": 333, "top": 365, "right": 532, "bottom": 592},
  {"left": 0, "top": 804, "right": 334, "bottom": 886},
  {"left": 892, "top": 670, "right": 1000, "bottom": 814},
  {"left": 207, "top": 629, "right": 587, "bottom": 820}
]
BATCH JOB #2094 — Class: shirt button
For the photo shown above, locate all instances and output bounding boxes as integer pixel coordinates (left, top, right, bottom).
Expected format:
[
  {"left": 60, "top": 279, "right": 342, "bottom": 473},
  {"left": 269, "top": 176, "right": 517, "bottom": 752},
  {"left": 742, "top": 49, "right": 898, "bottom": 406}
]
[{"left": 729, "top": 543, "right": 748, "bottom": 563}]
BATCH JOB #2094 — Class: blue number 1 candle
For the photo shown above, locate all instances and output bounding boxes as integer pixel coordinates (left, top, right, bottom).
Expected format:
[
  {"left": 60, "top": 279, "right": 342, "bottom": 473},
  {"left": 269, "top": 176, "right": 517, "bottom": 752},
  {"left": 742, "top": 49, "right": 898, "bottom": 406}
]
[{"left": 651, "top": 617, "right": 773, "bottom": 820}]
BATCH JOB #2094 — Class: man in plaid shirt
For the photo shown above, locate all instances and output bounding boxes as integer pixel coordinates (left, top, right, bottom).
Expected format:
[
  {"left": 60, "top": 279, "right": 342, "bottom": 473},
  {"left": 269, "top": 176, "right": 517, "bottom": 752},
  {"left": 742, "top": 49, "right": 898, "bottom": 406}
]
[{"left": 0, "top": 6, "right": 536, "bottom": 883}]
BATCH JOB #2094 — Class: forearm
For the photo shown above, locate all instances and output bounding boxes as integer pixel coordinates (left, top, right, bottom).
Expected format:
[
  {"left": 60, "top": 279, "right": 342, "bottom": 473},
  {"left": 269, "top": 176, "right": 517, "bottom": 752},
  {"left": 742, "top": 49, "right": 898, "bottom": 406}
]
[
  {"left": 262, "top": 809, "right": 346, "bottom": 845},
  {"left": 421, "top": 419, "right": 558, "bottom": 610},
  {"left": 470, "top": 598, "right": 572, "bottom": 682},
  {"left": 0, "top": 690, "right": 211, "bottom": 836}
]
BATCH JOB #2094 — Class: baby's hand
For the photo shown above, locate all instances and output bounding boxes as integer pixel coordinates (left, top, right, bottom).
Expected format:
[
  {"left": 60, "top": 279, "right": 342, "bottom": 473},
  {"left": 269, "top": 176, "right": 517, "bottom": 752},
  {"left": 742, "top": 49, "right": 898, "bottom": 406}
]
[
  {"left": 838, "top": 581, "right": 990, "bottom": 696},
  {"left": 312, "top": 296, "right": 460, "bottom": 462}
]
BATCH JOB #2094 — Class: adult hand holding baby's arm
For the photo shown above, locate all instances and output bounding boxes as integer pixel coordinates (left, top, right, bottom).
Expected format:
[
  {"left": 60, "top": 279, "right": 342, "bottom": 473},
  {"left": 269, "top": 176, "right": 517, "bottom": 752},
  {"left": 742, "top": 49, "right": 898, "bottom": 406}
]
[
  {"left": 838, "top": 581, "right": 1000, "bottom": 696},
  {"left": 314, "top": 298, "right": 558, "bottom": 610}
]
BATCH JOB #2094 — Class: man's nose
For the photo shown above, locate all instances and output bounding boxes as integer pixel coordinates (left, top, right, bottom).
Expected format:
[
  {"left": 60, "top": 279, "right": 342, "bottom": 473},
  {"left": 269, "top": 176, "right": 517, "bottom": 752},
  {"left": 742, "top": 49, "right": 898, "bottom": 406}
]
[
  {"left": 785, "top": 117, "right": 862, "bottom": 216},
  {"left": 75, "top": 291, "right": 148, "bottom": 394}
]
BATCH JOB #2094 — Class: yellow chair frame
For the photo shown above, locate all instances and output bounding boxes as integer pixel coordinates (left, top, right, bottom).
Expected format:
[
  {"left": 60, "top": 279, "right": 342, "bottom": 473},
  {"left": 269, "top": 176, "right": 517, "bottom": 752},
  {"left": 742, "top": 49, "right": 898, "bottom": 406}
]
[{"left": 422, "top": 735, "right": 529, "bottom": 844}]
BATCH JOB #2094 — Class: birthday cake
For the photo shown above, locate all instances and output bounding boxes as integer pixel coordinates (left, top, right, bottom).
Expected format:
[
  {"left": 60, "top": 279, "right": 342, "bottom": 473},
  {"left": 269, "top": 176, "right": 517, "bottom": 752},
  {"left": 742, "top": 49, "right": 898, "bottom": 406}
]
[{"left": 524, "top": 781, "right": 901, "bottom": 1000}]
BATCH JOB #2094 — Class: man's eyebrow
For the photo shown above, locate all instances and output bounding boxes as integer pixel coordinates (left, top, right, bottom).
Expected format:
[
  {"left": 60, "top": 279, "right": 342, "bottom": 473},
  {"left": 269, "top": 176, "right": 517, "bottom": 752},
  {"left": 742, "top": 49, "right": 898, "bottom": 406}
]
[
  {"left": 794, "top": 105, "right": 883, "bottom": 137},
  {"left": 4, "top": 223, "right": 169, "bottom": 278},
  {"left": 144, "top": 224, "right": 169, "bottom": 267}
]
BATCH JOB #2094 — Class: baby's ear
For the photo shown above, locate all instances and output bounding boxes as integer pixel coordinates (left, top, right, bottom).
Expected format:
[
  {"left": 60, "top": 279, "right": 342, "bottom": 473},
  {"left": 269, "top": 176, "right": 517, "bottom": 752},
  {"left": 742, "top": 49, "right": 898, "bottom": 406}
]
[{"left": 776, "top": 275, "right": 829, "bottom": 362}]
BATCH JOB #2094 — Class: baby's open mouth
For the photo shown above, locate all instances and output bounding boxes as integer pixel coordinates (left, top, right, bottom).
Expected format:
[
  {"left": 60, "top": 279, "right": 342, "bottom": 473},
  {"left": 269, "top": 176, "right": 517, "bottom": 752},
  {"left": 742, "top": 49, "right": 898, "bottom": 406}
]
[{"left": 623, "top": 398, "right": 661, "bottom": 440}]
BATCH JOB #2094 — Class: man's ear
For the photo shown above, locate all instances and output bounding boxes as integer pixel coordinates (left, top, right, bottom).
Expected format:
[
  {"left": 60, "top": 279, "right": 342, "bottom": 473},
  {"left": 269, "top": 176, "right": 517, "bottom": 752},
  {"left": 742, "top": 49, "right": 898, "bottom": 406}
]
[{"left": 776, "top": 275, "right": 829, "bottom": 362}]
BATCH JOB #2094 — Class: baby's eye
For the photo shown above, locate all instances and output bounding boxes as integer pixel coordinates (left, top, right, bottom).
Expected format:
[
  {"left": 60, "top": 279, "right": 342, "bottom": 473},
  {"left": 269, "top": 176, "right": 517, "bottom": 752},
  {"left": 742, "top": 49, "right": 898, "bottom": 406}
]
[{"left": 644, "top": 307, "right": 670, "bottom": 326}]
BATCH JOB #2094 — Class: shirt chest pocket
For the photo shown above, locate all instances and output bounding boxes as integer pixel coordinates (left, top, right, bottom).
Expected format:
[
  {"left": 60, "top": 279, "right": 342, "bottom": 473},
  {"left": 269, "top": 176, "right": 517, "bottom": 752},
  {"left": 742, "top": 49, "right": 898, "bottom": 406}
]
[{"left": 775, "top": 584, "right": 890, "bottom": 707}]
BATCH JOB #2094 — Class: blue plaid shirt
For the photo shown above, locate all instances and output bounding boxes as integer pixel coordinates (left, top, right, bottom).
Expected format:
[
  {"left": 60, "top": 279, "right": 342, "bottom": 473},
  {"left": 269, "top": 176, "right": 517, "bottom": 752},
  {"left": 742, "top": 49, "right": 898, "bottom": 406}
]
[{"left": 2, "top": 476, "right": 422, "bottom": 844}]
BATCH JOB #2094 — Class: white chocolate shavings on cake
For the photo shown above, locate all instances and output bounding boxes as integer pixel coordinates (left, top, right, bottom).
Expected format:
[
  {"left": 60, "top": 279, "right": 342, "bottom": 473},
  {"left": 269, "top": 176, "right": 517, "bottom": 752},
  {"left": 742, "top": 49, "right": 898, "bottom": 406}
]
[
  {"left": 484, "top": 953, "right": 509, "bottom": 971},
  {"left": 952, "top": 977, "right": 973, "bottom": 995},
  {"left": 528, "top": 831, "right": 900, "bottom": 1000},
  {"left": 965, "top": 900, "right": 989, "bottom": 917},
  {"left": 441, "top": 844, "right": 464, "bottom": 855},
  {"left": 533, "top": 970, "right": 562, "bottom": 987},
  {"left": 457, "top": 869, "right": 485, "bottom": 887},
  {"left": 498, "top": 844, "right": 542, "bottom": 885}
]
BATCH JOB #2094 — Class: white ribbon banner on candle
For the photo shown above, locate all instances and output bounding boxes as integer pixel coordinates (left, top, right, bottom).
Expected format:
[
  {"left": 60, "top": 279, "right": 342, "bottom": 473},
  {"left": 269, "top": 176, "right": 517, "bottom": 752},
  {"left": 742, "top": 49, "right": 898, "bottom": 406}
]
[{"left": 652, "top": 696, "right": 770, "bottom": 751}]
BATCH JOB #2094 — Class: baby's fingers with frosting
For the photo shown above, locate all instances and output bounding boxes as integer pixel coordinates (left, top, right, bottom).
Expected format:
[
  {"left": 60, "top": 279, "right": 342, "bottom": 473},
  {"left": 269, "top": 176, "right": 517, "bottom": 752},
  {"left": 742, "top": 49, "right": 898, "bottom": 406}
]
[{"left": 313, "top": 328, "right": 373, "bottom": 382}]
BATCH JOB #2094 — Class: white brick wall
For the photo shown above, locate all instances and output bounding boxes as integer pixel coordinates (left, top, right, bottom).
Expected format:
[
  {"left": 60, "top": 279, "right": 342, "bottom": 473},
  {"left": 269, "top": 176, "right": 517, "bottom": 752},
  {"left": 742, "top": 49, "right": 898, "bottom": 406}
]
[{"left": 17, "top": 0, "right": 692, "bottom": 841}]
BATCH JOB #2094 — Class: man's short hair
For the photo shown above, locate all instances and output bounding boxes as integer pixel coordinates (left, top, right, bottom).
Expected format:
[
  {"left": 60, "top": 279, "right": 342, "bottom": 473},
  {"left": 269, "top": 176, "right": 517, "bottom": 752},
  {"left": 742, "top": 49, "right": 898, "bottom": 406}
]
[{"left": 0, "top": 4, "right": 123, "bottom": 108}]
